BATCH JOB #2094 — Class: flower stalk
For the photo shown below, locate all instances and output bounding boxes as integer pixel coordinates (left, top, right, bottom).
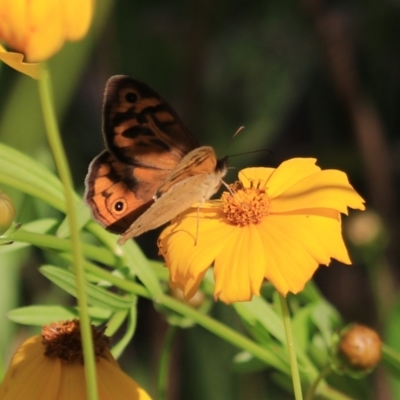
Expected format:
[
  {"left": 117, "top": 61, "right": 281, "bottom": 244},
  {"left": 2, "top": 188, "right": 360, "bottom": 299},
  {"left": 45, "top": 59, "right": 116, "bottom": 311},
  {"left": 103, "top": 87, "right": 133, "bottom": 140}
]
[
  {"left": 38, "top": 64, "right": 98, "bottom": 400},
  {"left": 157, "top": 325, "right": 178, "bottom": 400},
  {"left": 305, "top": 364, "right": 333, "bottom": 400},
  {"left": 279, "top": 293, "right": 303, "bottom": 400}
]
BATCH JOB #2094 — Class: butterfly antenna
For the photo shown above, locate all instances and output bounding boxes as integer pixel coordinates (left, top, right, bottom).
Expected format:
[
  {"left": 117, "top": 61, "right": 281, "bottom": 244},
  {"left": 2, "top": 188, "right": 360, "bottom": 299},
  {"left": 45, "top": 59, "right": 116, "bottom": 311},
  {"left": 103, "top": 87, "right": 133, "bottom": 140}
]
[{"left": 226, "top": 149, "right": 273, "bottom": 159}]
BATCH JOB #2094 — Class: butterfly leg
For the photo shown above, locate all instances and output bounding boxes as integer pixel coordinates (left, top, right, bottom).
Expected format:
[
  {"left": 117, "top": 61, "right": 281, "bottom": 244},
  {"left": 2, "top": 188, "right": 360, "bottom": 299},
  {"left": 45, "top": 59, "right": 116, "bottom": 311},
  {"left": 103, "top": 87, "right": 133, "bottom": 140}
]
[{"left": 220, "top": 179, "right": 235, "bottom": 195}]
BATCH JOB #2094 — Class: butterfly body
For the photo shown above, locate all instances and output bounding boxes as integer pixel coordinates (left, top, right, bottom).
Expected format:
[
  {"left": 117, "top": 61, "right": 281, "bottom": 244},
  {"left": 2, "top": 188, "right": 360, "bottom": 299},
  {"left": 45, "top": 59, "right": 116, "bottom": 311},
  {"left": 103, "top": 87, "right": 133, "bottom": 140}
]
[{"left": 84, "top": 76, "right": 226, "bottom": 244}]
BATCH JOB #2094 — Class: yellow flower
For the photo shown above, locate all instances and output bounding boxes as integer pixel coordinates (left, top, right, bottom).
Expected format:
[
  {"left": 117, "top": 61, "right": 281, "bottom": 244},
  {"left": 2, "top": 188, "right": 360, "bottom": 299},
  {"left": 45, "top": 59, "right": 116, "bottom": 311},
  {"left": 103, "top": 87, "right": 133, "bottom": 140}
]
[
  {"left": 0, "top": 0, "right": 94, "bottom": 62},
  {"left": 0, "top": 320, "right": 152, "bottom": 400},
  {"left": 158, "top": 158, "right": 365, "bottom": 304}
]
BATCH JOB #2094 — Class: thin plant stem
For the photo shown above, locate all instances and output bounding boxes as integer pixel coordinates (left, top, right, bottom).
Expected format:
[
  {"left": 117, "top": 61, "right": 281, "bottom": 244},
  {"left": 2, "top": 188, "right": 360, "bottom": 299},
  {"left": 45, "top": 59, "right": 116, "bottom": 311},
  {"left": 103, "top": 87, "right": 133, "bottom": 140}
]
[
  {"left": 157, "top": 325, "right": 178, "bottom": 400},
  {"left": 38, "top": 64, "right": 98, "bottom": 400},
  {"left": 305, "top": 364, "right": 333, "bottom": 400},
  {"left": 279, "top": 293, "right": 303, "bottom": 400}
]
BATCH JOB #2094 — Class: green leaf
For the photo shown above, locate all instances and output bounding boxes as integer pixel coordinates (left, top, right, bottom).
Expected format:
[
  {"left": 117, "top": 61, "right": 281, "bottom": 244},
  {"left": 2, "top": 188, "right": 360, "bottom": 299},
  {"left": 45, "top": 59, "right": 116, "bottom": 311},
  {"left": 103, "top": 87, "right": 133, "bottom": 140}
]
[
  {"left": 57, "top": 200, "right": 91, "bottom": 238},
  {"left": 234, "top": 296, "right": 285, "bottom": 344},
  {"left": 311, "top": 301, "right": 342, "bottom": 345},
  {"left": 105, "top": 309, "right": 129, "bottom": 337},
  {"left": 111, "top": 300, "right": 138, "bottom": 359},
  {"left": 0, "top": 218, "right": 58, "bottom": 253},
  {"left": 121, "top": 239, "right": 163, "bottom": 299},
  {"left": 382, "top": 344, "right": 400, "bottom": 378},
  {"left": 0, "top": 142, "right": 74, "bottom": 211},
  {"left": 7, "top": 305, "right": 112, "bottom": 326},
  {"left": 40, "top": 265, "right": 134, "bottom": 310},
  {"left": 291, "top": 304, "right": 314, "bottom": 351},
  {"left": 384, "top": 297, "right": 400, "bottom": 397},
  {"left": 232, "top": 351, "right": 269, "bottom": 373}
]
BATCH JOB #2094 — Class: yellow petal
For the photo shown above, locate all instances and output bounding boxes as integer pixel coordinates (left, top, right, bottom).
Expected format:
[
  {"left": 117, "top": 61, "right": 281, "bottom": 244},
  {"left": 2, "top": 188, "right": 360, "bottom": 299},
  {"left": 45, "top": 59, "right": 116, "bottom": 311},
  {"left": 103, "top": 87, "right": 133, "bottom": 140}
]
[
  {"left": 214, "top": 224, "right": 268, "bottom": 303},
  {"left": 258, "top": 213, "right": 350, "bottom": 295},
  {"left": 239, "top": 159, "right": 320, "bottom": 198},
  {"left": 0, "top": 336, "right": 61, "bottom": 399},
  {"left": 0, "top": 0, "right": 27, "bottom": 50},
  {"left": 239, "top": 167, "right": 275, "bottom": 187},
  {"left": 271, "top": 169, "right": 365, "bottom": 214},
  {"left": 0, "top": 44, "right": 41, "bottom": 79},
  {"left": 62, "top": 0, "right": 94, "bottom": 41},
  {"left": 23, "top": 1, "right": 64, "bottom": 61},
  {"left": 266, "top": 158, "right": 321, "bottom": 198},
  {"left": 57, "top": 364, "right": 88, "bottom": 400},
  {"left": 159, "top": 207, "right": 234, "bottom": 299},
  {"left": 97, "top": 357, "right": 152, "bottom": 399}
]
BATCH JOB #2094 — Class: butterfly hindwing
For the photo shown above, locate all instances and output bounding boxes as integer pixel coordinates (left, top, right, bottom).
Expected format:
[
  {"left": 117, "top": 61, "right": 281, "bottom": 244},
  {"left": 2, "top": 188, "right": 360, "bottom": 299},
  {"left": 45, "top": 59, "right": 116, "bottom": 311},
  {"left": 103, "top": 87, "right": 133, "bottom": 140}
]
[{"left": 84, "top": 150, "right": 170, "bottom": 233}]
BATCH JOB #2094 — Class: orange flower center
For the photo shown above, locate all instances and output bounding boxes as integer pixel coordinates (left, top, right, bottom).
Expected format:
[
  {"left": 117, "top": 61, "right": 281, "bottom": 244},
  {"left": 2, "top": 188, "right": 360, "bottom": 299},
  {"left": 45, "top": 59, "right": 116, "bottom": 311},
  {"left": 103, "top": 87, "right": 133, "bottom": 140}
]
[{"left": 221, "top": 181, "right": 270, "bottom": 225}]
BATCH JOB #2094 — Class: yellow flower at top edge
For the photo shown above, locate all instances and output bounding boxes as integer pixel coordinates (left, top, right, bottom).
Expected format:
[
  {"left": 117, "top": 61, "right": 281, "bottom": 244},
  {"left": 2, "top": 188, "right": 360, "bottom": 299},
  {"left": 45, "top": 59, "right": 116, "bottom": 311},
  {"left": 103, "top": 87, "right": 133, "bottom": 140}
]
[
  {"left": 0, "top": 0, "right": 94, "bottom": 62},
  {"left": 0, "top": 320, "right": 152, "bottom": 400},
  {"left": 158, "top": 158, "right": 365, "bottom": 304}
]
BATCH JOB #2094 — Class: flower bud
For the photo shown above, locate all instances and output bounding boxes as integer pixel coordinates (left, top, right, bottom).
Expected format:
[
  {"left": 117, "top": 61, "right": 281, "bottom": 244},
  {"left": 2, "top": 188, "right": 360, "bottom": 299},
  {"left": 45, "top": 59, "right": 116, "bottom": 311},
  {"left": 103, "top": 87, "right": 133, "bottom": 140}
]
[
  {"left": 346, "top": 210, "right": 384, "bottom": 246},
  {"left": 0, "top": 191, "right": 15, "bottom": 235},
  {"left": 171, "top": 287, "right": 205, "bottom": 308},
  {"left": 331, "top": 324, "right": 382, "bottom": 377}
]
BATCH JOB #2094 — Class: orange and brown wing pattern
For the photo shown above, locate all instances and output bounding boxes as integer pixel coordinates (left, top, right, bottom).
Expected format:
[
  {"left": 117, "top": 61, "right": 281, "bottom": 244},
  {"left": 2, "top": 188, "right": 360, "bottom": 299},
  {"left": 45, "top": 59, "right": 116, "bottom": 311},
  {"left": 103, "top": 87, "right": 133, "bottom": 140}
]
[
  {"left": 103, "top": 76, "right": 199, "bottom": 169},
  {"left": 118, "top": 148, "right": 228, "bottom": 243},
  {"left": 84, "top": 150, "right": 171, "bottom": 233}
]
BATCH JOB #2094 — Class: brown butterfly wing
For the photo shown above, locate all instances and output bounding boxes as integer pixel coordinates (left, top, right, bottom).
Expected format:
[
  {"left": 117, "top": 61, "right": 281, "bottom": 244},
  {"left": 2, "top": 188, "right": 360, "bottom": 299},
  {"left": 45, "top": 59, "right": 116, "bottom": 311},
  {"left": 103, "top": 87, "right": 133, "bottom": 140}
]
[
  {"left": 103, "top": 75, "right": 199, "bottom": 168},
  {"left": 84, "top": 150, "right": 172, "bottom": 234}
]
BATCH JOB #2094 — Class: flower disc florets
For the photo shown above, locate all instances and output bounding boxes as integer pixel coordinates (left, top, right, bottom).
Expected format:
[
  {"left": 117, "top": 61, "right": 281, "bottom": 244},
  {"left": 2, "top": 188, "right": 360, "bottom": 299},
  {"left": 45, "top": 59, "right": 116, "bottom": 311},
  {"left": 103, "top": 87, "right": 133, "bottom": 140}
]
[{"left": 221, "top": 181, "right": 270, "bottom": 226}]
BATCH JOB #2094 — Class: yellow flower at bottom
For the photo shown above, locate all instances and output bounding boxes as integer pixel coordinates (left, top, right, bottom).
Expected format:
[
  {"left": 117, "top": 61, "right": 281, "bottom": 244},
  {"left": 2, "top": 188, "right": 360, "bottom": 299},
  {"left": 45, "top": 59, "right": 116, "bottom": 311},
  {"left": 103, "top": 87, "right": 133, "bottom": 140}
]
[
  {"left": 158, "top": 158, "right": 365, "bottom": 304},
  {"left": 0, "top": 320, "right": 151, "bottom": 400}
]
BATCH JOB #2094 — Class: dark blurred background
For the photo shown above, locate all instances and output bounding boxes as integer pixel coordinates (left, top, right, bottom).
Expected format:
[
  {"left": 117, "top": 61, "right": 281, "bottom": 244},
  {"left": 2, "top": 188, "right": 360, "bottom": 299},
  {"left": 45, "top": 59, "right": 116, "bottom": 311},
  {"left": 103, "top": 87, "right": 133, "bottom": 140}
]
[{"left": 2, "top": 0, "right": 400, "bottom": 398}]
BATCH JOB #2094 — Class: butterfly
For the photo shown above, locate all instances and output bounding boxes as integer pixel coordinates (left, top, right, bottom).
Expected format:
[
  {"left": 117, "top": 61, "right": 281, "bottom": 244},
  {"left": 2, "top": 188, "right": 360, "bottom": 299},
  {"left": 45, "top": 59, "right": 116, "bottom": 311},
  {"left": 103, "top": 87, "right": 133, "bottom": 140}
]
[{"left": 84, "top": 75, "right": 227, "bottom": 245}]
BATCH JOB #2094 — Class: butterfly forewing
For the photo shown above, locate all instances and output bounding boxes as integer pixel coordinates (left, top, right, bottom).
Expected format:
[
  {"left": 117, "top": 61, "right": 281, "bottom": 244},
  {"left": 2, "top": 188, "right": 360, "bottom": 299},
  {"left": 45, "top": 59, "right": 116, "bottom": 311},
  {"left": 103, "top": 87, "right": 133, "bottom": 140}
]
[{"left": 103, "top": 76, "right": 199, "bottom": 168}]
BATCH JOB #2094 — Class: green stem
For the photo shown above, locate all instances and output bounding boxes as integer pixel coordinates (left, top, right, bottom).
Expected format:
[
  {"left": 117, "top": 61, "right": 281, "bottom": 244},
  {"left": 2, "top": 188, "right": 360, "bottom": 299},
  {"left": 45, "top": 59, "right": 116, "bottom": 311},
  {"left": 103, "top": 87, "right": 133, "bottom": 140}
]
[
  {"left": 38, "top": 65, "right": 98, "bottom": 400},
  {"left": 11, "top": 230, "right": 117, "bottom": 266},
  {"left": 305, "top": 364, "right": 333, "bottom": 400},
  {"left": 279, "top": 293, "right": 303, "bottom": 400},
  {"left": 157, "top": 325, "right": 178, "bottom": 400}
]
